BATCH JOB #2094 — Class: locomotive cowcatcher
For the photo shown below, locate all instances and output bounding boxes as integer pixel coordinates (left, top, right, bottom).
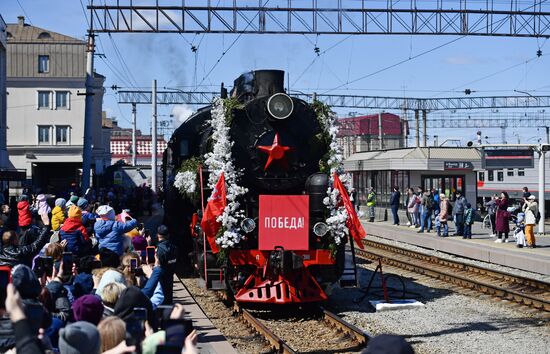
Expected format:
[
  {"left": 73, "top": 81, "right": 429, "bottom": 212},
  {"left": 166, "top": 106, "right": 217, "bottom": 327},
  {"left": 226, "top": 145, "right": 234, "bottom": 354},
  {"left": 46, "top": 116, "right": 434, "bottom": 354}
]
[{"left": 163, "top": 70, "right": 354, "bottom": 305}]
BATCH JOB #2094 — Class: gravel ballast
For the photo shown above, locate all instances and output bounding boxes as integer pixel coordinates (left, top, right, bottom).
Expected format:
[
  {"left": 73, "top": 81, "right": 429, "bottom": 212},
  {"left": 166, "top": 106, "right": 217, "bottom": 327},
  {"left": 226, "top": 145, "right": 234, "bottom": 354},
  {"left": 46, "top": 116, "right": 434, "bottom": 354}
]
[{"left": 329, "top": 259, "right": 550, "bottom": 354}]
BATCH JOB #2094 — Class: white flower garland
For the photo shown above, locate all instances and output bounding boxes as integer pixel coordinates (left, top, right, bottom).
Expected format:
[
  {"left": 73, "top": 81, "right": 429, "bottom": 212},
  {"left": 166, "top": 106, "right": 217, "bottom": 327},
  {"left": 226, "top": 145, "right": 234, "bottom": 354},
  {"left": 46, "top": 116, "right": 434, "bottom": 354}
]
[
  {"left": 174, "top": 170, "right": 197, "bottom": 196},
  {"left": 204, "top": 98, "right": 248, "bottom": 249},
  {"left": 318, "top": 107, "right": 350, "bottom": 246}
]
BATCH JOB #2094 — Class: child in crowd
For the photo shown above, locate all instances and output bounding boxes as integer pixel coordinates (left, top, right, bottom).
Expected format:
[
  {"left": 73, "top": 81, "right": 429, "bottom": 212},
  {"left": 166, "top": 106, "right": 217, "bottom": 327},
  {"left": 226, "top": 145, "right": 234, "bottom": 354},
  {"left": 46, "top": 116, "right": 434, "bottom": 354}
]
[
  {"left": 434, "top": 212, "right": 441, "bottom": 237},
  {"left": 463, "top": 203, "right": 475, "bottom": 239}
]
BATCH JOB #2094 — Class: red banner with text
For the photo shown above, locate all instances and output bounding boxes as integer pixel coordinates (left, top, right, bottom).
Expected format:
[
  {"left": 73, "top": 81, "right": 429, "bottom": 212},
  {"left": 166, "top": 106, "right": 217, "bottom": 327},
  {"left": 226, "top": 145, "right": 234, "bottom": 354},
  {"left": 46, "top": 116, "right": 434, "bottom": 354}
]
[{"left": 259, "top": 195, "right": 309, "bottom": 251}]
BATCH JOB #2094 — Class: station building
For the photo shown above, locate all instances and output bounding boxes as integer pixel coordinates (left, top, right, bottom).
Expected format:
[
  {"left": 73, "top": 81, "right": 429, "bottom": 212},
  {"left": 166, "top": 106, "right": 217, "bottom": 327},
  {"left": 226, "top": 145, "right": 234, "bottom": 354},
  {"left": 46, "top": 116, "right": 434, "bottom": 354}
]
[
  {"left": 5, "top": 16, "right": 111, "bottom": 193},
  {"left": 344, "top": 147, "right": 482, "bottom": 208}
]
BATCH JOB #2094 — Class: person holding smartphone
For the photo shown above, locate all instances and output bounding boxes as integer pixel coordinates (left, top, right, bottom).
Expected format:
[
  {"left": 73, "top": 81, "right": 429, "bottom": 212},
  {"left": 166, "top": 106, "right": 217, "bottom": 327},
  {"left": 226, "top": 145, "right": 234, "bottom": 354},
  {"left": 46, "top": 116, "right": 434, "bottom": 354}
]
[
  {"left": 0, "top": 224, "right": 51, "bottom": 267},
  {"left": 94, "top": 205, "right": 137, "bottom": 267}
]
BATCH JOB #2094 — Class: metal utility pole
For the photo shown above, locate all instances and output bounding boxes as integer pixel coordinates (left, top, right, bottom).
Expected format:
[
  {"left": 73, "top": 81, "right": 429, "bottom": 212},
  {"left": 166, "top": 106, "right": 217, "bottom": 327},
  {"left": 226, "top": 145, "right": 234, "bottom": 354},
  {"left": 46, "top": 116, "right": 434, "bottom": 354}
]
[
  {"left": 378, "top": 112, "right": 383, "bottom": 150},
  {"left": 546, "top": 126, "right": 550, "bottom": 144},
  {"left": 415, "top": 110, "right": 420, "bottom": 148},
  {"left": 422, "top": 109, "right": 427, "bottom": 147},
  {"left": 131, "top": 103, "right": 137, "bottom": 166},
  {"left": 81, "top": 31, "right": 95, "bottom": 191},
  {"left": 538, "top": 147, "right": 546, "bottom": 234},
  {"left": 151, "top": 79, "right": 157, "bottom": 192}
]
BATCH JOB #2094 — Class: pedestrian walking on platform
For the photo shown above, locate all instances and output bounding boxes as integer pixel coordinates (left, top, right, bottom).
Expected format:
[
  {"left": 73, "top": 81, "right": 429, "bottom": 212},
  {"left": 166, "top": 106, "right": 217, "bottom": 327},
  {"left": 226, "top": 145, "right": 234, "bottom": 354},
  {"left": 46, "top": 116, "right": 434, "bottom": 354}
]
[
  {"left": 438, "top": 194, "right": 450, "bottom": 237},
  {"left": 522, "top": 195, "right": 538, "bottom": 248},
  {"left": 484, "top": 194, "right": 498, "bottom": 237},
  {"left": 495, "top": 191, "right": 510, "bottom": 243},
  {"left": 452, "top": 191, "right": 467, "bottom": 236},
  {"left": 390, "top": 187, "right": 401, "bottom": 226},
  {"left": 407, "top": 188, "right": 419, "bottom": 228},
  {"left": 366, "top": 187, "right": 376, "bottom": 222},
  {"left": 418, "top": 190, "right": 434, "bottom": 233},
  {"left": 463, "top": 203, "right": 475, "bottom": 239}
]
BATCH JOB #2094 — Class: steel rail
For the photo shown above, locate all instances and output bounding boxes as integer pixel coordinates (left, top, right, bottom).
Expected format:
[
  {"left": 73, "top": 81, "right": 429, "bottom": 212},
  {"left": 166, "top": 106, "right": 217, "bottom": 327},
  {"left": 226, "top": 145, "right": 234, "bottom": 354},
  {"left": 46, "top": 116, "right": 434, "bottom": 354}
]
[
  {"left": 240, "top": 308, "right": 297, "bottom": 354},
  {"left": 358, "top": 239, "right": 550, "bottom": 311},
  {"left": 321, "top": 307, "right": 370, "bottom": 345}
]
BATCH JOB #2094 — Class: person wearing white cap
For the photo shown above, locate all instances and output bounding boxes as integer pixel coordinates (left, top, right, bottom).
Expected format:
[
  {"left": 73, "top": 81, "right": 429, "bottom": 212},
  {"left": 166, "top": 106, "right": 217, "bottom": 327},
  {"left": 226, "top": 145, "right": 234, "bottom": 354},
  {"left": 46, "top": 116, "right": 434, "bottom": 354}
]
[{"left": 522, "top": 194, "right": 539, "bottom": 248}]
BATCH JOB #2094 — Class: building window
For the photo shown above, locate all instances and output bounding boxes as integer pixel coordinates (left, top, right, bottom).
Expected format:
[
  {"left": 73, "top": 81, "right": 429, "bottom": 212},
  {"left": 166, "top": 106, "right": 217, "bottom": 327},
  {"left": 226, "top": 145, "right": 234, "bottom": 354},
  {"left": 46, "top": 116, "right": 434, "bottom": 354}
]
[
  {"left": 56, "top": 91, "right": 69, "bottom": 109},
  {"left": 38, "top": 91, "right": 50, "bottom": 109},
  {"left": 518, "top": 168, "right": 525, "bottom": 176},
  {"left": 478, "top": 172, "right": 485, "bottom": 181},
  {"left": 56, "top": 126, "right": 69, "bottom": 144},
  {"left": 38, "top": 55, "right": 49, "bottom": 73},
  {"left": 507, "top": 169, "right": 514, "bottom": 177},
  {"left": 488, "top": 170, "right": 494, "bottom": 181},
  {"left": 38, "top": 126, "right": 50, "bottom": 144},
  {"left": 497, "top": 171, "right": 504, "bottom": 181}
]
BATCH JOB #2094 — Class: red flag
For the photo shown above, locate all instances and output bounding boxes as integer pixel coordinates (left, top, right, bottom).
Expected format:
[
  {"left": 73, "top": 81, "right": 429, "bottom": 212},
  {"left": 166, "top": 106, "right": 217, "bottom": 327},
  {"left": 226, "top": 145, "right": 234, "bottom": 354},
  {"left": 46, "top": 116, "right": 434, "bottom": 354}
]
[
  {"left": 200, "top": 173, "right": 226, "bottom": 253},
  {"left": 333, "top": 173, "right": 366, "bottom": 249}
]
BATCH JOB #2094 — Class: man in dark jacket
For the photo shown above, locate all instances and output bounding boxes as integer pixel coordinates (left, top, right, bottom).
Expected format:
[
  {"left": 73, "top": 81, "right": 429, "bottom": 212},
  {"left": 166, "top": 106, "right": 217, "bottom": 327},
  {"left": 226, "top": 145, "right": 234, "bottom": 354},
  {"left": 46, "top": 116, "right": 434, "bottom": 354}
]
[
  {"left": 156, "top": 225, "right": 178, "bottom": 304},
  {"left": 389, "top": 187, "right": 401, "bottom": 226},
  {"left": 0, "top": 225, "right": 50, "bottom": 267},
  {"left": 452, "top": 191, "right": 468, "bottom": 236}
]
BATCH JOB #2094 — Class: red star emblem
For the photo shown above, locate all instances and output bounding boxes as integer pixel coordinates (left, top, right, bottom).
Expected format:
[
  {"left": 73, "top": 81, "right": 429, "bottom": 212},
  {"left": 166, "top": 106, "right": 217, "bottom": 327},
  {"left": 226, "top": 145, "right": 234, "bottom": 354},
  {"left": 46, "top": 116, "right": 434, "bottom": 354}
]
[{"left": 257, "top": 133, "right": 292, "bottom": 170}]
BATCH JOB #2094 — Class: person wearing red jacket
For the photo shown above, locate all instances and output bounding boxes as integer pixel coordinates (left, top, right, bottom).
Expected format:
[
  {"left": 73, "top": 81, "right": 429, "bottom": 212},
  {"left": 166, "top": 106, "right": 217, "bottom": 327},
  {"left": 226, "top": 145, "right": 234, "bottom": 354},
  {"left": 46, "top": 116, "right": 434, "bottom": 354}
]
[
  {"left": 60, "top": 205, "right": 91, "bottom": 256},
  {"left": 16, "top": 195, "right": 32, "bottom": 230}
]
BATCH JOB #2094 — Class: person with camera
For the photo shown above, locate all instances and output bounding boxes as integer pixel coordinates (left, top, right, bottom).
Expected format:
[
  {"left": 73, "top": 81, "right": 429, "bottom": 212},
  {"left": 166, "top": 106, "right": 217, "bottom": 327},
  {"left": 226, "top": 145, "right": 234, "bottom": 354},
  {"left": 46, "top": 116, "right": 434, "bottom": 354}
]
[{"left": 0, "top": 224, "right": 51, "bottom": 267}]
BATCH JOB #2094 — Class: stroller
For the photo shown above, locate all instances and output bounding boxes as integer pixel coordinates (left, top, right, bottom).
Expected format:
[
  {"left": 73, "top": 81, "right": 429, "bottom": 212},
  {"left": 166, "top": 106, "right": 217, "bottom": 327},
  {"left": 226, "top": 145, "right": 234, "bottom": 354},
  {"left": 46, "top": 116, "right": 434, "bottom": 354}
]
[{"left": 513, "top": 212, "right": 526, "bottom": 248}]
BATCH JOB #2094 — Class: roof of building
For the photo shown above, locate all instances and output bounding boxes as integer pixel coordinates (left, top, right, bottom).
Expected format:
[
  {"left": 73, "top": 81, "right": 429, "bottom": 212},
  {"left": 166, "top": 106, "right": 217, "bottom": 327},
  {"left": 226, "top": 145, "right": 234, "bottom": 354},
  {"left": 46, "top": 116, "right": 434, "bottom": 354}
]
[
  {"left": 344, "top": 147, "right": 482, "bottom": 171},
  {"left": 6, "top": 17, "right": 84, "bottom": 44},
  {"left": 337, "top": 113, "right": 403, "bottom": 137}
]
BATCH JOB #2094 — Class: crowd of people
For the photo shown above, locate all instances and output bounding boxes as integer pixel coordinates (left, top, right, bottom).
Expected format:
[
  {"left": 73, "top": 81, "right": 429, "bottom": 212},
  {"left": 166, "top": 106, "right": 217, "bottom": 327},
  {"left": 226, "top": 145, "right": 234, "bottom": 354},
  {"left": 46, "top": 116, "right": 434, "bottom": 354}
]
[
  {"left": 381, "top": 185, "right": 540, "bottom": 247},
  {"left": 0, "top": 190, "right": 197, "bottom": 354}
]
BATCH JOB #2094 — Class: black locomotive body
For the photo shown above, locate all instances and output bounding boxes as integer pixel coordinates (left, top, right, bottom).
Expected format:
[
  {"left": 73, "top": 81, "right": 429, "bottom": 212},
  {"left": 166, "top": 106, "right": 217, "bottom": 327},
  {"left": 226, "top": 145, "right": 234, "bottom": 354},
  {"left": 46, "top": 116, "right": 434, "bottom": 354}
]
[{"left": 163, "top": 70, "right": 346, "bottom": 304}]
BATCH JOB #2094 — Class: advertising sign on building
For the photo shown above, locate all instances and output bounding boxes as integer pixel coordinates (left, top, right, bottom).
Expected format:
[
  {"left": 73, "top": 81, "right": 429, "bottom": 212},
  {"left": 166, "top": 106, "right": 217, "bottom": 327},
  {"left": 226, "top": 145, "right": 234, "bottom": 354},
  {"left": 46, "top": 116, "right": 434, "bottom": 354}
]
[
  {"left": 444, "top": 161, "right": 474, "bottom": 170},
  {"left": 482, "top": 148, "right": 534, "bottom": 169},
  {"left": 259, "top": 195, "right": 309, "bottom": 251}
]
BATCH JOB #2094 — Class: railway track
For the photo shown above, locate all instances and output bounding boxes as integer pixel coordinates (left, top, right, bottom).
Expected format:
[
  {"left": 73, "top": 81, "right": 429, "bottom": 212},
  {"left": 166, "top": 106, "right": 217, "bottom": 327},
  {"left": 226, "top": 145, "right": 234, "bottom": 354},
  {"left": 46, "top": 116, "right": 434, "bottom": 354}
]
[
  {"left": 234, "top": 302, "right": 369, "bottom": 353},
  {"left": 356, "top": 238, "right": 550, "bottom": 311}
]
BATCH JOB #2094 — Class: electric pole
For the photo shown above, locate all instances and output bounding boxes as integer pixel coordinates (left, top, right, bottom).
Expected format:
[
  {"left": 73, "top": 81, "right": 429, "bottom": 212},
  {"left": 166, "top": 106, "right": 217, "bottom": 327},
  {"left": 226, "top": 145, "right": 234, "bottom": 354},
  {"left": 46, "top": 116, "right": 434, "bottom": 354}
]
[
  {"left": 81, "top": 30, "right": 95, "bottom": 192},
  {"left": 151, "top": 79, "right": 157, "bottom": 192}
]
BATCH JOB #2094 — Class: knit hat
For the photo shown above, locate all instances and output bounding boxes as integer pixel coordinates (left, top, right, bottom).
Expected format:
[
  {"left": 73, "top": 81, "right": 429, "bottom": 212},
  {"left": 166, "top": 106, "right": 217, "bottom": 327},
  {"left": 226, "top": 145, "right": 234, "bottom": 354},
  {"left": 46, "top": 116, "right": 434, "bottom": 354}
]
[
  {"left": 72, "top": 295, "right": 104, "bottom": 325},
  {"left": 11, "top": 264, "right": 41, "bottom": 299},
  {"left": 96, "top": 205, "right": 115, "bottom": 221},
  {"left": 132, "top": 234, "right": 147, "bottom": 251},
  {"left": 70, "top": 195, "right": 79, "bottom": 204},
  {"left": 114, "top": 286, "right": 157, "bottom": 330},
  {"left": 95, "top": 270, "right": 127, "bottom": 297},
  {"left": 68, "top": 205, "right": 82, "bottom": 219},
  {"left": 59, "top": 321, "right": 101, "bottom": 354},
  {"left": 77, "top": 198, "right": 89, "bottom": 209},
  {"left": 72, "top": 273, "right": 95, "bottom": 298},
  {"left": 363, "top": 334, "right": 414, "bottom": 354},
  {"left": 55, "top": 198, "right": 67, "bottom": 208}
]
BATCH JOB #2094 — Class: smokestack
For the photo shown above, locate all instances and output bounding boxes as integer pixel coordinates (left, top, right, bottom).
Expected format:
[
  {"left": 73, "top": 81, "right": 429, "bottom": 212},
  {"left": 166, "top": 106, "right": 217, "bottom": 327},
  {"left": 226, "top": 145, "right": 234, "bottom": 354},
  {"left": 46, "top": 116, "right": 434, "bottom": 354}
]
[{"left": 17, "top": 16, "right": 25, "bottom": 27}]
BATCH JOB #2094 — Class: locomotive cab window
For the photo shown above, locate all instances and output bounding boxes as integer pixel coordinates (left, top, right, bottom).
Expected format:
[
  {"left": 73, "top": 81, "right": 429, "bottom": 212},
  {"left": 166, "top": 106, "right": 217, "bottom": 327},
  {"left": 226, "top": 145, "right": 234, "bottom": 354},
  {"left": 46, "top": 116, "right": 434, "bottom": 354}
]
[{"left": 179, "top": 140, "right": 189, "bottom": 158}]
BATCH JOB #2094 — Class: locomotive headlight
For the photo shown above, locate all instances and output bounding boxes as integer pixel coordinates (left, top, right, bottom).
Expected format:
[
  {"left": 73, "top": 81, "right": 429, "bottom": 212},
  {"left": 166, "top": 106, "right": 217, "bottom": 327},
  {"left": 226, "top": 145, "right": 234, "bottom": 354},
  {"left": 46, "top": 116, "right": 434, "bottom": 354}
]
[
  {"left": 267, "top": 93, "right": 294, "bottom": 120},
  {"left": 240, "top": 218, "right": 256, "bottom": 233},
  {"left": 313, "top": 222, "right": 329, "bottom": 237}
]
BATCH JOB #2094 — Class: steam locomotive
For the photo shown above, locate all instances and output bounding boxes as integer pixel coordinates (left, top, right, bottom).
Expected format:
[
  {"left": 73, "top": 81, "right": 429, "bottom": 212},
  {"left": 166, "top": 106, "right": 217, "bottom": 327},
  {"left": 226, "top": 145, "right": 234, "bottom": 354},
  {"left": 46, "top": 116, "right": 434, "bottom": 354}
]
[{"left": 163, "top": 70, "right": 346, "bottom": 304}]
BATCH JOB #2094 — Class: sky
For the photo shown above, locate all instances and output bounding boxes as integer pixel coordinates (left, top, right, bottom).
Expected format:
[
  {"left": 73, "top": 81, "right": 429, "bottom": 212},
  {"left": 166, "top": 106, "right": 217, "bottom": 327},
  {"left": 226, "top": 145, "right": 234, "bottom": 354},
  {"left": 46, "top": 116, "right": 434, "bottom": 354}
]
[{"left": 2, "top": 0, "right": 550, "bottom": 145}]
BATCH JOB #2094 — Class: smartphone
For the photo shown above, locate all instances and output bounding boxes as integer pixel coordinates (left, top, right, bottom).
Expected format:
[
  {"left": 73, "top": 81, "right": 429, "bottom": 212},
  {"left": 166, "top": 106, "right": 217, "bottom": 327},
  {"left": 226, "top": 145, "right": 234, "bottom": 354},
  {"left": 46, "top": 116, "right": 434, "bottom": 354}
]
[
  {"left": 164, "top": 319, "right": 194, "bottom": 349},
  {"left": 156, "top": 305, "right": 174, "bottom": 329},
  {"left": 146, "top": 246, "right": 155, "bottom": 264},
  {"left": 42, "top": 257, "right": 53, "bottom": 277},
  {"left": 156, "top": 346, "right": 181, "bottom": 354},
  {"left": 137, "top": 223, "right": 144, "bottom": 231},
  {"left": 0, "top": 266, "right": 12, "bottom": 310},
  {"left": 33, "top": 256, "right": 53, "bottom": 277},
  {"left": 62, "top": 252, "right": 73, "bottom": 274},
  {"left": 125, "top": 307, "right": 147, "bottom": 349},
  {"left": 130, "top": 258, "right": 138, "bottom": 272}
]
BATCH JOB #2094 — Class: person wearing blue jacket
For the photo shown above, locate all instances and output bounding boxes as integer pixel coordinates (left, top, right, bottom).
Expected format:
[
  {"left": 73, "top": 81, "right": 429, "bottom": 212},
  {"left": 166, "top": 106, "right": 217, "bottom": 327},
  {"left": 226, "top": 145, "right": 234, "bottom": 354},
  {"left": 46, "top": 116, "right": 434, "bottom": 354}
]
[{"left": 94, "top": 205, "right": 137, "bottom": 259}]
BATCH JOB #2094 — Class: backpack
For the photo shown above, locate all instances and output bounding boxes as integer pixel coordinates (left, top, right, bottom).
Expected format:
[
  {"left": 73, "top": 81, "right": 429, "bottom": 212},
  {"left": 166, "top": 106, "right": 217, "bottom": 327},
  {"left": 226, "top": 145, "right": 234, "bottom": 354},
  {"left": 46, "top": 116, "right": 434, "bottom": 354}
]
[
  {"left": 447, "top": 202, "right": 453, "bottom": 215},
  {"left": 425, "top": 195, "right": 434, "bottom": 210},
  {"left": 535, "top": 211, "right": 541, "bottom": 223}
]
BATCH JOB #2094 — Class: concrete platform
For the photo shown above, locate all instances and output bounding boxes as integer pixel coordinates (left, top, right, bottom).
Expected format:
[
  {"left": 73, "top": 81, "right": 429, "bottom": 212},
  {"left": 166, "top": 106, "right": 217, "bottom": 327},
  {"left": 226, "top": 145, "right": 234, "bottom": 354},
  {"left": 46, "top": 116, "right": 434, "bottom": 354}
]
[
  {"left": 172, "top": 277, "right": 238, "bottom": 354},
  {"left": 361, "top": 220, "right": 550, "bottom": 276}
]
